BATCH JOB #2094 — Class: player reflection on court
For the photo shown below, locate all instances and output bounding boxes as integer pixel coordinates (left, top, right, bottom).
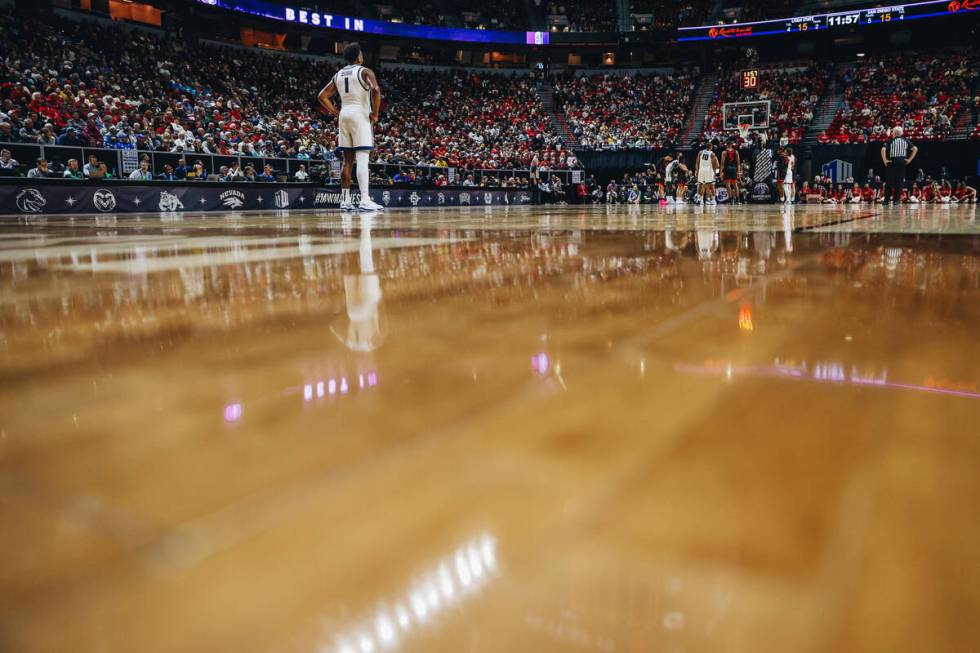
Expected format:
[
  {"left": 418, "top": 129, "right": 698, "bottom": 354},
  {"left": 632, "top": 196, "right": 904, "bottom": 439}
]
[
  {"left": 696, "top": 229, "right": 719, "bottom": 260},
  {"left": 332, "top": 213, "right": 387, "bottom": 352}
]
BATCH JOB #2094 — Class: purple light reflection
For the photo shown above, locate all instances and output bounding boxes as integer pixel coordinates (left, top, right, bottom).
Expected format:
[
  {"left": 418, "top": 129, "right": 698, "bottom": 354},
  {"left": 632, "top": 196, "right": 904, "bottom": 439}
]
[
  {"left": 224, "top": 402, "right": 243, "bottom": 423},
  {"left": 674, "top": 363, "right": 980, "bottom": 399},
  {"left": 531, "top": 353, "right": 550, "bottom": 376}
]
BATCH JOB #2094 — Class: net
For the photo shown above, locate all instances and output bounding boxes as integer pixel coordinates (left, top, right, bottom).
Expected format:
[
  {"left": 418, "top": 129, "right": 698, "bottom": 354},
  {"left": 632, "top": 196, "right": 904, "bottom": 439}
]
[{"left": 737, "top": 123, "right": 751, "bottom": 141}]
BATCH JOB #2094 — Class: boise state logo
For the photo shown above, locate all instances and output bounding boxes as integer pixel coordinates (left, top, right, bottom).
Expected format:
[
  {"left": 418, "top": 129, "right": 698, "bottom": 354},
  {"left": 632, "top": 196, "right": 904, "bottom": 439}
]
[{"left": 16, "top": 188, "right": 46, "bottom": 213}]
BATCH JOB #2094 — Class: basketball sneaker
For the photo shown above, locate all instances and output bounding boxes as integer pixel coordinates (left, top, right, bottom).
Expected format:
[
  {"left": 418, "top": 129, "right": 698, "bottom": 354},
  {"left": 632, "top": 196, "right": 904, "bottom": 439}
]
[
  {"left": 359, "top": 198, "right": 385, "bottom": 212},
  {"left": 340, "top": 201, "right": 354, "bottom": 211}
]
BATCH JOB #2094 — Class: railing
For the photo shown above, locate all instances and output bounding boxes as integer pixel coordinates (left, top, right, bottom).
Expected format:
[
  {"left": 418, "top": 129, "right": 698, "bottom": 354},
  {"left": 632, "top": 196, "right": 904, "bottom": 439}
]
[{"left": 0, "top": 143, "right": 579, "bottom": 188}]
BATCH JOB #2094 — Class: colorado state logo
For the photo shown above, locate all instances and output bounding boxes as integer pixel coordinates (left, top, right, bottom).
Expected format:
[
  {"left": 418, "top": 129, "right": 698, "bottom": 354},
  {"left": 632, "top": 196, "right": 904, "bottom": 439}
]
[
  {"left": 93, "top": 188, "right": 117, "bottom": 212},
  {"left": 16, "top": 188, "right": 46, "bottom": 213}
]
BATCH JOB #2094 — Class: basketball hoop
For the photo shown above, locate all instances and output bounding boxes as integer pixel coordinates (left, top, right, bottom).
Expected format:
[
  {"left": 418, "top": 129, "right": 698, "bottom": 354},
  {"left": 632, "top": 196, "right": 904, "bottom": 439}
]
[{"left": 737, "top": 123, "right": 751, "bottom": 141}]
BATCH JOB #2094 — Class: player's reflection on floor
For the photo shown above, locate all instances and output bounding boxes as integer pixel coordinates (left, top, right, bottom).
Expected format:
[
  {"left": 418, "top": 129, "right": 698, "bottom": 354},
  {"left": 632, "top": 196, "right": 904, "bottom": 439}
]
[{"left": 332, "top": 212, "right": 387, "bottom": 352}]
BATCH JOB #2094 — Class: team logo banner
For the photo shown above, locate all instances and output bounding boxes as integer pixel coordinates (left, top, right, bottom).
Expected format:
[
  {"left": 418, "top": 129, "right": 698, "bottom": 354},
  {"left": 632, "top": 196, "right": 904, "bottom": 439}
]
[{"left": 0, "top": 183, "right": 535, "bottom": 215}]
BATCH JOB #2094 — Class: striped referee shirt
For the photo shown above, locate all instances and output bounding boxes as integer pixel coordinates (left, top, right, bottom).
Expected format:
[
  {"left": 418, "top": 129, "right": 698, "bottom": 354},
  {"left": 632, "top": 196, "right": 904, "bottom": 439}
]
[{"left": 886, "top": 137, "right": 912, "bottom": 159}]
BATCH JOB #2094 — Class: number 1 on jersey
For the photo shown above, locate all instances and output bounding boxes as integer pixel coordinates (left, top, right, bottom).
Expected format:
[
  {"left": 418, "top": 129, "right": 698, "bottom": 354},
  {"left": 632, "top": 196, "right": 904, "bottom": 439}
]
[{"left": 344, "top": 78, "right": 349, "bottom": 94}]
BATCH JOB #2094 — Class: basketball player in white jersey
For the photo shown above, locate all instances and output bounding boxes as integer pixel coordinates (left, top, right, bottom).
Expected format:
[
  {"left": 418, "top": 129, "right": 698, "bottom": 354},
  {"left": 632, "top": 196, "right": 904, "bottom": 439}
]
[
  {"left": 783, "top": 147, "right": 797, "bottom": 205},
  {"left": 695, "top": 143, "right": 720, "bottom": 204},
  {"left": 317, "top": 43, "right": 385, "bottom": 212}
]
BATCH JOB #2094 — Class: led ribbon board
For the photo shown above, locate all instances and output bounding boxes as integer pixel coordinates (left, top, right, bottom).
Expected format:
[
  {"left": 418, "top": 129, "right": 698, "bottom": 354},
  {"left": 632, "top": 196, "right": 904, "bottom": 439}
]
[
  {"left": 195, "top": 0, "right": 550, "bottom": 44},
  {"left": 678, "top": 0, "right": 979, "bottom": 41}
]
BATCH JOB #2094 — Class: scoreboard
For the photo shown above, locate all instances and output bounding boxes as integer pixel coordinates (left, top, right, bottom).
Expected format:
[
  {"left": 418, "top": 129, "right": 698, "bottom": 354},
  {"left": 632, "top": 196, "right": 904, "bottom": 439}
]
[
  {"left": 679, "top": 0, "right": 979, "bottom": 41},
  {"left": 786, "top": 4, "right": 907, "bottom": 32}
]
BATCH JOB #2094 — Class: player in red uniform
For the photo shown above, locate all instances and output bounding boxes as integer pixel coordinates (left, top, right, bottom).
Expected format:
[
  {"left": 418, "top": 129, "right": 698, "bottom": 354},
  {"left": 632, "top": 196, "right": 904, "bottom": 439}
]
[
  {"left": 721, "top": 142, "right": 741, "bottom": 204},
  {"left": 953, "top": 181, "right": 977, "bottom": 203},
  {"left": 908, "top": 183, "right": 922, "bottom": 203}
]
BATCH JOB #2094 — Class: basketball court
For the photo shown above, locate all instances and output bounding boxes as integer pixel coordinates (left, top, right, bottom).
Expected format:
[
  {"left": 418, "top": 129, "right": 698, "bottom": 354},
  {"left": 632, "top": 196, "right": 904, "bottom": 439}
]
[{"left": 1, "top": 204, "right": 978, "bottom": 652}]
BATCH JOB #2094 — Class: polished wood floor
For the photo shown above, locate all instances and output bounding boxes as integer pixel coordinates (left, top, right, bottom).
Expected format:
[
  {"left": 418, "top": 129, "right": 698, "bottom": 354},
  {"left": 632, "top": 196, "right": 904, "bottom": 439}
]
[{"left": 1, "top": 204, "right": 978, "bottom": 653}]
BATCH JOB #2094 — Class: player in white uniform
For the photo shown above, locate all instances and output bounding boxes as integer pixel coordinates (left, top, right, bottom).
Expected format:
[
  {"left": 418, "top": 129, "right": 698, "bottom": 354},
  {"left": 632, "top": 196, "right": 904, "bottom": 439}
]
[
  {"left": 695, "top": 145, "right": 720, "bottom": 204},
  {"left": 317, "top": 43, "right": 384, "bottom": 212},
  {"left": 782, "top": 147, "right": 796, "bottom": 205}
]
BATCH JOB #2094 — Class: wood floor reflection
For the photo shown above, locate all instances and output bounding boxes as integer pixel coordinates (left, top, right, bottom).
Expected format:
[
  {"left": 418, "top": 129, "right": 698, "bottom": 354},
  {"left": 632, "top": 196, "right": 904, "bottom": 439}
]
[{"left": 0, "top": 205, "right": 978, "bottom": 653}]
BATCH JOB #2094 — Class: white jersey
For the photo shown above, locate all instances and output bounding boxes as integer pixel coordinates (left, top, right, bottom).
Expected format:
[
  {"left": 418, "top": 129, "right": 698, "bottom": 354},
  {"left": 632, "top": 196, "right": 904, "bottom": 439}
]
[
  {"left": 333, "top": 64, "right": 372, "bottom": 116},
  {"left": 333, "top": 64, "right": 375, "bottom": 150},
  {"left": 784, "top": 154, "right": 796, "bottom": 184},
  {"left": 697, "top": 149, "right": 716, "bottom": 183}
]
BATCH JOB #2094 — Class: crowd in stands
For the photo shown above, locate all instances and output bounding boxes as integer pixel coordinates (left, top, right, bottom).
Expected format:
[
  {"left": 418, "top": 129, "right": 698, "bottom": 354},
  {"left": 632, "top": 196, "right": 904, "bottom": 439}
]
[
  {"left": 376, "top": 70, "right": 575, "bottom": 169},
  {"left": 0, "top": 11, "right": 577, "bottom": 179},
  {"left": 972, "top": 96, "right": 980, "bottom": 139},
  {"left": 628, "top": 0, "right": 710, "bottom": 30},
  {"left": 718, "top": 0, "right": 797, "bottom": 24},
  {"left": 553, "top": 72, "right": 695, "bottom": 150},
  {"left": 374, "top": 0, "right": 528, "bottom": 30},
  {"left": 819, "top": 51, "right": 977, "bottom": 143},
  {"left": 701, "top": 65, "right": 826, "bottom": 146},
  {"left": 0, "top": 12, "right": 340, "bottom": 159},
  {"left": 547, "top": 0, "right": 616, "bottom": 32}
]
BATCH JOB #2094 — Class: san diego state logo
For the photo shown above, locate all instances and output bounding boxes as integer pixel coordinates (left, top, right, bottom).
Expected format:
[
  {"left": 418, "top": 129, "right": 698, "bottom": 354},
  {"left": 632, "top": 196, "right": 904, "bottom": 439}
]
[
  {"left": 16, "top": 188, "right": 46, "bottom": 213},
  {"left": 93, "top": 189, "right": 117, "bottom": 212}
]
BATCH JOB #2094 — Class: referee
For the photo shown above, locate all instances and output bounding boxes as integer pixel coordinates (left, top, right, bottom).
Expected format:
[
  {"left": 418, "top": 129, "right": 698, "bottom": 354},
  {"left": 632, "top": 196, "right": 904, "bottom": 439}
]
[{"left": 881, "top": 126, "right": 918, "bottom": 205}]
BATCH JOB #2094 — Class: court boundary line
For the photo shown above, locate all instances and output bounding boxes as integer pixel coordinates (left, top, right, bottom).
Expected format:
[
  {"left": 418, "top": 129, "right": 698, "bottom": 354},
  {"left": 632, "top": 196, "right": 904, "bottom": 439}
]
[{"left": 794, "top": 210, "right": 877, "bottom": 233}]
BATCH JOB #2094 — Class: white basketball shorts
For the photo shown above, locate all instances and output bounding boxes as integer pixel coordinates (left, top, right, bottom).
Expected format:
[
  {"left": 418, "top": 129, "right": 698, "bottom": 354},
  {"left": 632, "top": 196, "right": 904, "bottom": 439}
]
[{"left": 338, "top": 111, "right": 373, "bottom": 151}]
